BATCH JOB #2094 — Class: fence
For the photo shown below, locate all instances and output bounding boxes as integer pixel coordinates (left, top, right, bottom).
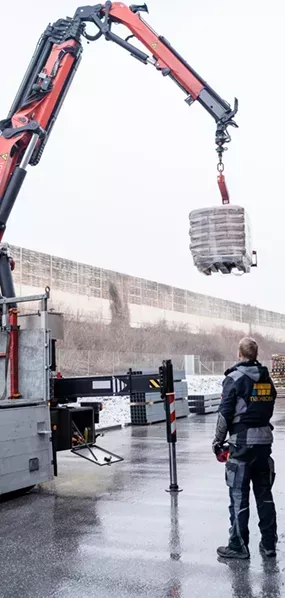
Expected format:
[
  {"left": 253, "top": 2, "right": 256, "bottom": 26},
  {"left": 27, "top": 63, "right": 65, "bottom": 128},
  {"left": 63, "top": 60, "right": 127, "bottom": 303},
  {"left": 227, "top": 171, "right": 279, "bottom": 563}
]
[
  {"left": 56, "top": 350, "right": 186, "bottom": 376},
  {"left": 56, "top": 350, "right": 273, "bottom": 377},
  {"left": 198, "top": 360, "right": 272, "bottom": 375}
]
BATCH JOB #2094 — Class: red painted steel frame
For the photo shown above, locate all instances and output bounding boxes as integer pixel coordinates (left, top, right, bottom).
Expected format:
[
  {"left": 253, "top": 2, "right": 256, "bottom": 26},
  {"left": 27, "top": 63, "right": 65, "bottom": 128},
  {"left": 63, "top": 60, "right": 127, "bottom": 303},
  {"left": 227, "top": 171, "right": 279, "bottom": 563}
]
[{"left": 8, "top": 308, "right": 21, "bottom": 399}]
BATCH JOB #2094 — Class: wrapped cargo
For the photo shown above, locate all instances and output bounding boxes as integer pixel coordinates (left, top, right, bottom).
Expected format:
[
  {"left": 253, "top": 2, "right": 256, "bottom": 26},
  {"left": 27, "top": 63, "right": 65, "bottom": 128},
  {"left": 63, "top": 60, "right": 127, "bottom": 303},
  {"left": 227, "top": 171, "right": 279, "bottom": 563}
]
[
  {"left": 271, "top": 354, "right": 285, "bottom": 388},
  {"left": 189, "top": 205, "right": 252, "bottom": 275}
]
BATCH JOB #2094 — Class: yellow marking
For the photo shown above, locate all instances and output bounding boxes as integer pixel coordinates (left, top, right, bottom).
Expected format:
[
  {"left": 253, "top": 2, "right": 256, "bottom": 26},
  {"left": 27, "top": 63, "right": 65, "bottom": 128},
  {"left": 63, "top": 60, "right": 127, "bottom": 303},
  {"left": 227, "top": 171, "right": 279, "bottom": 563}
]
[
  {"left": 151, "top": 42, "right": 158, "bottom": 49},
  {"left": 253, "top": 383, "right": 272, "bottom": 396},
  {"left": 149, "top": 378, "right": 160, "bottom": 388},
  {"left": 0, "top": 153, "right": 8, "bottom": 161},
  {"left": 253, "top": 383, "right": 271, "bottom": 390}
]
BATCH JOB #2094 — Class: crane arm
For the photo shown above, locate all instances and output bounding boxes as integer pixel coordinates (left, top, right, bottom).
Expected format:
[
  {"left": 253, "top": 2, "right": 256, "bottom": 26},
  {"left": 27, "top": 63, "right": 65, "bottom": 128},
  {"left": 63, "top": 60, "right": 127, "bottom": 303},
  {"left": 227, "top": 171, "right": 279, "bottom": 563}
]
[
  {"left": 0, "top": 2, "right": 238, "bottom": 242},
  {"left": 94, "top": 3, "right": 238, "bottom": 127}
]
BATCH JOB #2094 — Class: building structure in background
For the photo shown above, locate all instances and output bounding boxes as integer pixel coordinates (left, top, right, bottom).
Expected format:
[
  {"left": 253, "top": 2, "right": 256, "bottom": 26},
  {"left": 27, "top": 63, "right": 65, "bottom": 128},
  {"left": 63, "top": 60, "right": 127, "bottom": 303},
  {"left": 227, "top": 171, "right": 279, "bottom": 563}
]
[{"left": 10, "top": 245, "right": 285, "bottom": 341}]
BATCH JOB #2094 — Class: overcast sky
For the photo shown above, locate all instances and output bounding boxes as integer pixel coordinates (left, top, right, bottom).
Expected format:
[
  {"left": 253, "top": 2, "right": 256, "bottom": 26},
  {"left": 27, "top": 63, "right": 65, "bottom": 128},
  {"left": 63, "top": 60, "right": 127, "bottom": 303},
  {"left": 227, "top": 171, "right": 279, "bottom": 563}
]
[{"left": 1, "top": 0, "right": 284, "bottom": 312}]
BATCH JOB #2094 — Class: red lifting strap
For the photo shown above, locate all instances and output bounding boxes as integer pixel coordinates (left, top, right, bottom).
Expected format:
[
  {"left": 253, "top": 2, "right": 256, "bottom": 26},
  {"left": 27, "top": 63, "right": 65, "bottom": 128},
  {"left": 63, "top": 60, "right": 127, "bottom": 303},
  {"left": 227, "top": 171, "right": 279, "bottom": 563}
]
[{"left": 217, "top": 172, "right": 230, "bottom": 205}]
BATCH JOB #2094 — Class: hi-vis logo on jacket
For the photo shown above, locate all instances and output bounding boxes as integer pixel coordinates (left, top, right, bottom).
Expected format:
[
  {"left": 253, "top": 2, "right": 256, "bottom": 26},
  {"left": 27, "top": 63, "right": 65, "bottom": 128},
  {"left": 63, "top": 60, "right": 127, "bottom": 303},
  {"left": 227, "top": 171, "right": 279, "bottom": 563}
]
[{"left": 250, "top": 383, "right": 273, "bottom": 402}]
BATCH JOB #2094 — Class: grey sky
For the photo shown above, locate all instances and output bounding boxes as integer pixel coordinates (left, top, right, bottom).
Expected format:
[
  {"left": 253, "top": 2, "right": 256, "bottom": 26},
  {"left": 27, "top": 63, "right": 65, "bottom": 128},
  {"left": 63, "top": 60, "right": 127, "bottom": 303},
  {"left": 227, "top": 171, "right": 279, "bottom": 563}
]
[{"left": 1, "top": 0, "right": 284, "bottom": 311}]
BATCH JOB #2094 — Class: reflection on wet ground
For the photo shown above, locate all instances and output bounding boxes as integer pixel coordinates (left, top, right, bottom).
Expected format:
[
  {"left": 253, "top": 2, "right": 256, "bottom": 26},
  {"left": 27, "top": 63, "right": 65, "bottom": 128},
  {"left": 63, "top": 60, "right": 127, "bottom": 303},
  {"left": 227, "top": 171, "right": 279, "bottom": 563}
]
[{"left": 1, "top": 400, "right": 285, "bottom": 597}]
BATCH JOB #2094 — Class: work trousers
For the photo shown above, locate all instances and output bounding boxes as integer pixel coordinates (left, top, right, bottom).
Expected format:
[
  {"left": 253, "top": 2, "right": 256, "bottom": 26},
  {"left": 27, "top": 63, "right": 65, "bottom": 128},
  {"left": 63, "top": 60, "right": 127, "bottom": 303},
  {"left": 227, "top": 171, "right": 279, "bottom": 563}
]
[{"left": 225, "top": 445, "right": 277, "bottom": 552}]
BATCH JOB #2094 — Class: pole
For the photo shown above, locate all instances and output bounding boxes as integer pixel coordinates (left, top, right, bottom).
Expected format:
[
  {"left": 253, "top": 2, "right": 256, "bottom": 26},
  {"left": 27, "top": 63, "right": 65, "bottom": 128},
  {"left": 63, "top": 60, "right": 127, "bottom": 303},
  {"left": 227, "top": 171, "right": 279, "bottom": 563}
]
[
  {"left": 40, "top": 290, "right": 50, "bottom": 404},
  {"left": 8, "top": 308, "right": 21, "bottom": 399},
  {"left": 159, "top": 359, "right": 182, "bottom": 493}
]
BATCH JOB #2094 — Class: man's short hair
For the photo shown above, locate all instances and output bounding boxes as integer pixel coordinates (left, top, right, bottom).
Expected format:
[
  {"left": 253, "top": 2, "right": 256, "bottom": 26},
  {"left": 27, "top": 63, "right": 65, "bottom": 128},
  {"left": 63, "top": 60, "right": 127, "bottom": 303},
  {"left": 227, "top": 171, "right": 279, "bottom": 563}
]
[{"left": 238, "top": 337, "right": 258, "bottom": 361}]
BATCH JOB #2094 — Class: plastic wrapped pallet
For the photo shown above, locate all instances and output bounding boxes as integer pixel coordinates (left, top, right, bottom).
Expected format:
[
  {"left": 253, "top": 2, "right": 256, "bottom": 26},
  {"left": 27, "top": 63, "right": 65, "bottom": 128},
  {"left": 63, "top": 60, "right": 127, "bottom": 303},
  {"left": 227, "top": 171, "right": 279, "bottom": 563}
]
[
  {"left": 271, "top": 354, "right": 285, "bottom": 388},
  {"left": 189, "top": 205, "right": 252, "bottom": 275}
]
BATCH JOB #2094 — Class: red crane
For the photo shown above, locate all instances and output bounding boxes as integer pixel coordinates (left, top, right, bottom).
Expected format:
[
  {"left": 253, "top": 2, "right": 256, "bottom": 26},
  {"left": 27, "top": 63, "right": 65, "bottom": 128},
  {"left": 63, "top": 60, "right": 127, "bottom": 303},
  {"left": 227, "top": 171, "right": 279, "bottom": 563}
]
[
  {"left": 0, "top": 2, "right": 238, "bottom": 296},
  {"left": 0, "top": 3, "right": 239, "bottom": 396}
]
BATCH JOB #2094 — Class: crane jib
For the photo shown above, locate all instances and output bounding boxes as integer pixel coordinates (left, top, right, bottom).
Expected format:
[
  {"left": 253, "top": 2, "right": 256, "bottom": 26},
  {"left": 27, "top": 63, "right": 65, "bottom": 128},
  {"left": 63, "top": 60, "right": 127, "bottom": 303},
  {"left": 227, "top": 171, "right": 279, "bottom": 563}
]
[{"left": 0, "top": 2, "right": 238, "bottom": 250}]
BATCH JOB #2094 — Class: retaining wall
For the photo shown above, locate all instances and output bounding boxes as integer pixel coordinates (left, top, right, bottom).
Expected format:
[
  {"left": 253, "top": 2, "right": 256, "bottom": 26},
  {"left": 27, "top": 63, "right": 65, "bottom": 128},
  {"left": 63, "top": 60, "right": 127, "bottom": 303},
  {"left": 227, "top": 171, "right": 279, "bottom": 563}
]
[{"left": 9, "top": 245, "right": 285, "bottom": 341}]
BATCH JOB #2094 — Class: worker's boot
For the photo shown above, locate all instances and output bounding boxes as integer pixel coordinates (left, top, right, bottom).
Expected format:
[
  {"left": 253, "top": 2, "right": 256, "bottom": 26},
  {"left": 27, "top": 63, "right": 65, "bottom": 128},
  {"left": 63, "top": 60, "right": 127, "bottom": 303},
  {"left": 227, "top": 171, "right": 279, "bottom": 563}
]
[
  {"left": 217, "top": 545, "right": 250, "bottom": 560},
  {"left": 259, "top": 542, "right": 276, "bottom": 558}
]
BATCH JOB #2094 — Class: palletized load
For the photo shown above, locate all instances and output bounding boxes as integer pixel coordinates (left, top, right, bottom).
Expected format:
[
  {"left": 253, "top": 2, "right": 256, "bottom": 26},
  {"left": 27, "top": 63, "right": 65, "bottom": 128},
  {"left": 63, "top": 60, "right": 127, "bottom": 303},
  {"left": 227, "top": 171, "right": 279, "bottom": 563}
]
[
  {"left": 271, "top": 354, "right": 285, "bottom": 388},
  {"left": 189, "top": 205, "right": 253, "bottom": 275}
]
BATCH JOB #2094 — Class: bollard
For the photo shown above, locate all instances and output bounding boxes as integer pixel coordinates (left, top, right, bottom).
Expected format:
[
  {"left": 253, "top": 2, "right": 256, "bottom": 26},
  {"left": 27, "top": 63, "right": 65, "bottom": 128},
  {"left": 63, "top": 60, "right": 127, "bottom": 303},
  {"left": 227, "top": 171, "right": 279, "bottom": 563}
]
[{"left": 159, "top": 359, "right": 182, "bottom": 493}]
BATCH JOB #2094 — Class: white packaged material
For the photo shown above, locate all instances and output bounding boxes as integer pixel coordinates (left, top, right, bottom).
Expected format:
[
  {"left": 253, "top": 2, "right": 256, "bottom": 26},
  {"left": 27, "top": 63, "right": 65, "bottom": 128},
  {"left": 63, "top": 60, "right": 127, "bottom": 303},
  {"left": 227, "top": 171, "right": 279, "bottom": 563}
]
[{"left": 189, "top": 205, "right": 252, "bottom": 275}]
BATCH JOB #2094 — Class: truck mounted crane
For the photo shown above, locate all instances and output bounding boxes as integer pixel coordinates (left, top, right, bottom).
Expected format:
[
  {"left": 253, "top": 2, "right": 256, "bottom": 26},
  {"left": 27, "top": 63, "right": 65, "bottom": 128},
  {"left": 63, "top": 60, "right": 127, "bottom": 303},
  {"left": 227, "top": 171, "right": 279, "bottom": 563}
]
[
  {"left": 0, "top": 2, "right": 243, "bottom": 496},
  {"left": 0, "top": 1, "right": 239, "bottom": 301}
]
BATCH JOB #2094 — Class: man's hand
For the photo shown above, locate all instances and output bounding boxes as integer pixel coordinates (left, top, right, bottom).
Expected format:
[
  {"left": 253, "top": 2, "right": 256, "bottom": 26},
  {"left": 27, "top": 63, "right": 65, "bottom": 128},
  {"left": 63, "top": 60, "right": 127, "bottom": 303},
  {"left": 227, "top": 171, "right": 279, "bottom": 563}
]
[
  {"left": 212, "top": 438, "right": 230, "bottom": 462},
  {"left": 212, "top": 438, "right": 222, "bottom": 457},
  {"left": 213, "top": 412, "right": 228, "bottom": 456}
]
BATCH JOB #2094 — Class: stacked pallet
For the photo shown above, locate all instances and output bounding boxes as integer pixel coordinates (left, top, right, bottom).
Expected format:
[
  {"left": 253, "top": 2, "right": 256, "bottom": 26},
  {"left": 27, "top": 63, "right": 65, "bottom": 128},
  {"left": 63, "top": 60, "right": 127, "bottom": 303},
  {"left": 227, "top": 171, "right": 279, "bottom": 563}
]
[
  {"left": 189, "top": 205, "right": 252, "bottom": 275},
  {"left": 130, "top": 381, "right": 189, "bottom": 425},
  {"left": 272, "top": 354, "right": 285, "bottom": 389},
  {"left": 188, "top": 393, "right": 221, "bottom": 415}
]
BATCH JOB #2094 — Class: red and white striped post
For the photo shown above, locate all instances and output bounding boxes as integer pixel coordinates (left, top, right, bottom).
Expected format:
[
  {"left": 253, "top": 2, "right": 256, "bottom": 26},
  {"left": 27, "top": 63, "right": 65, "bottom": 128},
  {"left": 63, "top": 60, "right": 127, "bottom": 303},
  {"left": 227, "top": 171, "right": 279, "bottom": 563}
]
[
  {"left": 168, "top": 390, "right": 177, "bottom": 443},
  {"left": 159, "top": 359, "right": 182, "bottom": 493}
]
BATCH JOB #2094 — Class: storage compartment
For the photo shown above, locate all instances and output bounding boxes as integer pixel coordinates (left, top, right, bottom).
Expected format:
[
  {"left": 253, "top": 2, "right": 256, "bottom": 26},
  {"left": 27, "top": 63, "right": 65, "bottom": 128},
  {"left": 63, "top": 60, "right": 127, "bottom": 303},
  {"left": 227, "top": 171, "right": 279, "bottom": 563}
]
[
  {"left": 0, "top": 404, "right": 53, "bottom": 495},
  {"left": 50, "top": 406, "right": 95, "bottom": 451}
]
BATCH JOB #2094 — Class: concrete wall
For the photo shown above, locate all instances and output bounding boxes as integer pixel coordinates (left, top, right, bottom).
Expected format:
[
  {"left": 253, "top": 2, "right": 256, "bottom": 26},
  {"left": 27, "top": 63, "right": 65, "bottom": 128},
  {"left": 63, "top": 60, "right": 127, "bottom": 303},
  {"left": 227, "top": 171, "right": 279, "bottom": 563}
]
[{"left": 9, "top": 245, "right": 285, "bottom": 341}]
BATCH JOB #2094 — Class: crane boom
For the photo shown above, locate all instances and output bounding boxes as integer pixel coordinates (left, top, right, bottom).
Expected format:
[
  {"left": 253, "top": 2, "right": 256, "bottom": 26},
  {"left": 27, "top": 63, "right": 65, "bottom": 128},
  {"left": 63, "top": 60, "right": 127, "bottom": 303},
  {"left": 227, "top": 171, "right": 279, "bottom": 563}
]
[{"left": 0, "top": 2, "right": 238, "bottom": 248}]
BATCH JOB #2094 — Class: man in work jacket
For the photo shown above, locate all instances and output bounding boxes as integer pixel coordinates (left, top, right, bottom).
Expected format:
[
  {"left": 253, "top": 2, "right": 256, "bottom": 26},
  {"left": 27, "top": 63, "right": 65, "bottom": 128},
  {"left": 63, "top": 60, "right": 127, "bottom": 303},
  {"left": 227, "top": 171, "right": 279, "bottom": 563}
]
[{"left": 212, "top": 337, "right": 277, "bottom": 559}]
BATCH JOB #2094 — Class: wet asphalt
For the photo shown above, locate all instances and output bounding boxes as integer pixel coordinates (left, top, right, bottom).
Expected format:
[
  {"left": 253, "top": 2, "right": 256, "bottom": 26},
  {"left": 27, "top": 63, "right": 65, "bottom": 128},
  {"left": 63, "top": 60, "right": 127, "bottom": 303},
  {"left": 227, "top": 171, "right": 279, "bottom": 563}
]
[{"left": 1, "top": 401, "right": 285, "bottom": 598}]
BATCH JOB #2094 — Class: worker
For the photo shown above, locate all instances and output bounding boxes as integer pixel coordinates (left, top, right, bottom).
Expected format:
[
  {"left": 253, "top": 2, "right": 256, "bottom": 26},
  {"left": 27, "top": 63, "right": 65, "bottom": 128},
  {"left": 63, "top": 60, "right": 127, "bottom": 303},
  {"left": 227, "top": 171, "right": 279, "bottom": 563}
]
[{"left": 212, "top": 337, "right": 277, "bottom": 559}]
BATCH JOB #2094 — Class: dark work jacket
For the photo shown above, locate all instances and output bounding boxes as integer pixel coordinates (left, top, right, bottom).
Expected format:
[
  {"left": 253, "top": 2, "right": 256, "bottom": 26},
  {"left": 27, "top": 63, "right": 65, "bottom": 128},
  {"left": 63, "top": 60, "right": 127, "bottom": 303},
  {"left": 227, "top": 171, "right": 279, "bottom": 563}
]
[{"left": 214, "top": 360, "right": 277, "bottom": 446}]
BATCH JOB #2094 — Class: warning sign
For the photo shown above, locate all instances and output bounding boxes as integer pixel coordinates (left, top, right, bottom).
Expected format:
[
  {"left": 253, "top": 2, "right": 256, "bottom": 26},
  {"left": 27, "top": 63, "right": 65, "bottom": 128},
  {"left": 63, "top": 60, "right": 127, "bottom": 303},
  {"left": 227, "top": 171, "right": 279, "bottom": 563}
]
[
  {"left": 0, "top": 153, "right": 8, "bottom": 161},
  {"left": 149, "top": 378, "right": 160, "bottom": 389}
]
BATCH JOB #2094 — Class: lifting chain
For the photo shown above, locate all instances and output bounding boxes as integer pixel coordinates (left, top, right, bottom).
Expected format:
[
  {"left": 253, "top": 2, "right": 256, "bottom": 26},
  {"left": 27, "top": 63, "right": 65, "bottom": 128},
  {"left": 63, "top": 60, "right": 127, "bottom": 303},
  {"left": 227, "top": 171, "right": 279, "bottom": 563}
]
[
  {"left": 216, "top": 139, "right": 230, "bottom": 205},
  {"left": 217, "top": 148, "right": 225, "bottom": 173},
  {"left": 216, "top": 134, "right": 228, "bottom": 174}
]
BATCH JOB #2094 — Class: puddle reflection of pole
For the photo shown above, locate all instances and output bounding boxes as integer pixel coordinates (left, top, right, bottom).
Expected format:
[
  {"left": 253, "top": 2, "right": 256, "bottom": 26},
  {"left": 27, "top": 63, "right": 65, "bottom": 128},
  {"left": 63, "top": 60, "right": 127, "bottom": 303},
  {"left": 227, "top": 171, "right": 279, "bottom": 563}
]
[
  {"left": 169, "top": 493, "right": 182, "bottom": 561},
  {"left": 165, "top": 493, "right": 183, "bottom": 598}
]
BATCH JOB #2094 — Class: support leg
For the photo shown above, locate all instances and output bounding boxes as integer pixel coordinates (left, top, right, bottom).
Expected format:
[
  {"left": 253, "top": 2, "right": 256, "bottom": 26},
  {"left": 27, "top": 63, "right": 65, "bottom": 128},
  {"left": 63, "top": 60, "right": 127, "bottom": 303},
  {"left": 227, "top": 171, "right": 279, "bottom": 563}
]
[{"left": 0, "top": 246, "right": 18, "bottom": 399}]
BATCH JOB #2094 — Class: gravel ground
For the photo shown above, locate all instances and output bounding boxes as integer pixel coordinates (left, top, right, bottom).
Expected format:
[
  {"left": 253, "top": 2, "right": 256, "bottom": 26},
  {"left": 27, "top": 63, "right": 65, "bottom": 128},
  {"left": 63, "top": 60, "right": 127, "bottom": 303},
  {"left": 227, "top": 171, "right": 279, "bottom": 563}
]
[
  {"left": 186, "top": 375, "right": 223, "bottom": 395},
  {"left": 80, "top": 396, "right": 131, "bottom": 429},
  {"left": 97, "top": 396, "right": 131, "bottom": 429}
]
